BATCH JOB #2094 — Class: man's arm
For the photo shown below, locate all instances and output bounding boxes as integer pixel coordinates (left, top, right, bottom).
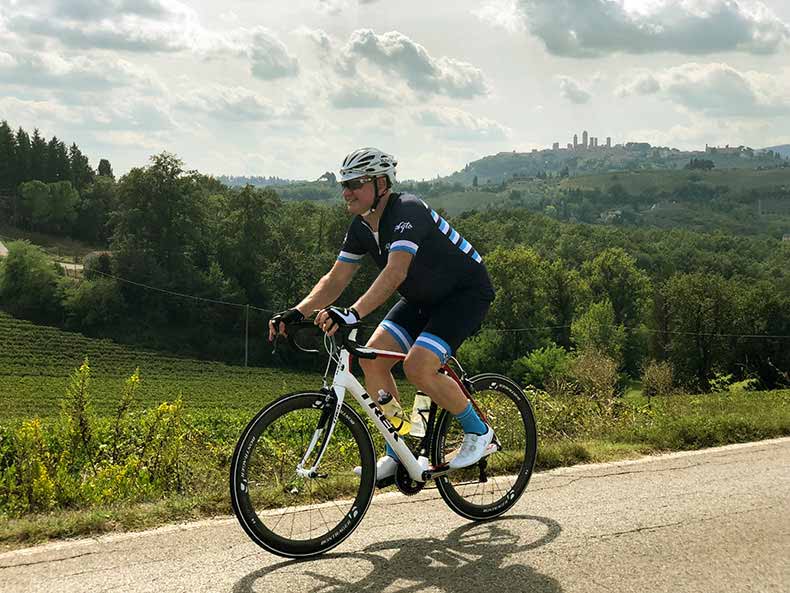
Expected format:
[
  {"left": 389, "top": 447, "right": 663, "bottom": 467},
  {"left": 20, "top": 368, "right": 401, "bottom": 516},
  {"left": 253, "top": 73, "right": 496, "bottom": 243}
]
[
  {"left": 296, "top": 260, "right": 359, "bottom": 314},
  {"left": 351, "top": 251, "right": 412, "bottom": 318}
]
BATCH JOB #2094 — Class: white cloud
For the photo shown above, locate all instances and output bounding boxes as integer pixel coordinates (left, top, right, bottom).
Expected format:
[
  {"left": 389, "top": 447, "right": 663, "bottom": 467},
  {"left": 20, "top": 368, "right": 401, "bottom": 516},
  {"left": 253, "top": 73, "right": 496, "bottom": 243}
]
[
  {"left": 519, "top": 0, "right": 790, "bottom": 57},
  {"left": 294, "top": 27, "right": 333, "bottom": 53},
  {"left": 0, "top": 49, "right": 161, "bottom": 94},
  {"left": 7, "top": 0, "right": 257, "bottom": 55},
  {"left": 617, "top": 62, "right": 790, "bottom": 116},
  {"left": 249, "top": 29, "right": 299, "bottom": 79},
  {"left": 615, "top": 72, "right": 661, "bottom": 96},
  {"left": 415, "top": 107, "right": 509, "bottom": 141},
  {"left": 339, "top": 29, "right": 489, "bottom": 99},
  {"left": 473, "top": 0, "right": 526, "bottom": 33},
  {"left": 557, "top": 75, "right": 592, "bottom": 104},
  {"left": 177, "top": 86, "right": 304, "bottom": 122},
  {"left": 329, "top": 84, "right": 392, "bottom": 109},
  {"left": 316, "top": 0, "right": 381, "bottom": 15}
]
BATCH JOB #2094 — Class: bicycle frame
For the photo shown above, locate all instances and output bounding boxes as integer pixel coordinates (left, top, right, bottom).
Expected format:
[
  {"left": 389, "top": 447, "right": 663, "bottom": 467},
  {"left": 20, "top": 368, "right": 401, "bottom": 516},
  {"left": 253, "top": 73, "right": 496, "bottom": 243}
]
[{"left": 295, "top": 328, "right": 479, "bottom": 483}]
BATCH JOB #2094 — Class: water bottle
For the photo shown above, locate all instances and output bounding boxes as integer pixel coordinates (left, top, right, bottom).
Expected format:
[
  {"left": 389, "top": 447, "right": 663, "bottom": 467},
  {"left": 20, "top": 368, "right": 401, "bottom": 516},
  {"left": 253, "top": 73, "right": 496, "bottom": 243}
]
[
  {"left": 377, "top": 390, "right": 411, "bottom": 435},
  {"left": 409, "top": 391, "right": 432, "bottom": 438}
]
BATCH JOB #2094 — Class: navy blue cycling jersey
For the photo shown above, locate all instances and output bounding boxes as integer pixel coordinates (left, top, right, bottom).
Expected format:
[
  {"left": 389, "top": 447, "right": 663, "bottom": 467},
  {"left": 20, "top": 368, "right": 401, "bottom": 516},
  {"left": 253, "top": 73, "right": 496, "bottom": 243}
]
[{"left": 338, "top": 193, "right": 493, "bottom": 304}]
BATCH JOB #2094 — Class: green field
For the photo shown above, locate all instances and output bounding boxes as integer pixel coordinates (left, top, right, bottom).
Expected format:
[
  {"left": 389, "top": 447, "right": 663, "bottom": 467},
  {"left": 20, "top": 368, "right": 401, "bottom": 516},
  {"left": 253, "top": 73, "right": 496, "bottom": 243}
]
[
  {"left": 0, "top": 312, "right": 327, "bottom": 419},
  {"left": 561, "top": 167, "right": 790, "bottom": 194}
]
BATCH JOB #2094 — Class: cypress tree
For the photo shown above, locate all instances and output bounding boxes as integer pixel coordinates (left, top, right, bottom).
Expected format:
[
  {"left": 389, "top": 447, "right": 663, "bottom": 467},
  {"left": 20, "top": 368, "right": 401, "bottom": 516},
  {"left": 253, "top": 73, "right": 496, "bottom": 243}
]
[
  {"left": 69, "top": 143, "right": 94, "bottom": 191},
  {"left": 30, "top": 129, "right": 47, "bottom": 182},
  {"left": 0, "top": 120, "right": 16, "bottom": 192},
  {"left": 15, "top": 127, "right": 32, "bottom": 186},
  {"left": 97, "top": 158, "right": 114, "bottom": 179}
]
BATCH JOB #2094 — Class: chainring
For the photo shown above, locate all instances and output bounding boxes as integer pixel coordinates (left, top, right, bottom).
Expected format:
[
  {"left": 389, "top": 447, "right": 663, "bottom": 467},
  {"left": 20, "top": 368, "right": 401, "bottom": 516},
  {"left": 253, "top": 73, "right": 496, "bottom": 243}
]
[{"left": 395, "top": 463, "right": 426, "bottom": 496}]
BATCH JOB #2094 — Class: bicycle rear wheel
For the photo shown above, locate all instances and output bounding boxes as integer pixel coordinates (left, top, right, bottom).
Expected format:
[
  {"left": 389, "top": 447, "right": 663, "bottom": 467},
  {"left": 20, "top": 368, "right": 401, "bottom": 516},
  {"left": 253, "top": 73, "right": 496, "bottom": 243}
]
[
  {"left": 431, "top": 374, "right": 537, "bottom": 520},
  {"left": 230, "top": 392, "right": 376, "bottom": 558}
]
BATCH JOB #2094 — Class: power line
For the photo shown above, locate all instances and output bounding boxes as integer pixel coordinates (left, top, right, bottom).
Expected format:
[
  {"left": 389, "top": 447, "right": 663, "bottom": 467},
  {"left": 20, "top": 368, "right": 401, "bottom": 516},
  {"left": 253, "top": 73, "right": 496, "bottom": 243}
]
[
  {"left": 87, "top": 270, "right": 790, "bottom": 340},
  {"left": 91, "top": 269, "right": 274, "bottom": 313}
]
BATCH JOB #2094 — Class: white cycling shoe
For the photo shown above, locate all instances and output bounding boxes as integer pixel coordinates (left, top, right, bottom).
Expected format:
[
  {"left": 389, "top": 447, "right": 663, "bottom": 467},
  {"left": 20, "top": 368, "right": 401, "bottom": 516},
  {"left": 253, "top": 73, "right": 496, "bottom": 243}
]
[
  {"left": 448, "top": 425, "right": 495, "bottom": 469},
  {"left": 354, "top": 455, "right": 399, "bottom": 484}
]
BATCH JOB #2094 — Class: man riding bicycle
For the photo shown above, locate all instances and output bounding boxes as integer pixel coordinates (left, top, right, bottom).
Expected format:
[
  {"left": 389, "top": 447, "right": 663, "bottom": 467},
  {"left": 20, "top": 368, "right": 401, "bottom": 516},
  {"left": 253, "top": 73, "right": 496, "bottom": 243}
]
[{"left": 269, "top": 147, "right": 496, "bottom": 484}]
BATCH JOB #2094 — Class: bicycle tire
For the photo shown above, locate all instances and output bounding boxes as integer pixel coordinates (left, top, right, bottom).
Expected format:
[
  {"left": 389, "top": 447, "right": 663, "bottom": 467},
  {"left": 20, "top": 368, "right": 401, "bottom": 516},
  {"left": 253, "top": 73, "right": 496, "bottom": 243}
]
[
  {"left": 230, "top": 392, "right": 376, "bottom": 558},
  {"left": 431, "top": 373, "right": 537, "bottom": 521}
]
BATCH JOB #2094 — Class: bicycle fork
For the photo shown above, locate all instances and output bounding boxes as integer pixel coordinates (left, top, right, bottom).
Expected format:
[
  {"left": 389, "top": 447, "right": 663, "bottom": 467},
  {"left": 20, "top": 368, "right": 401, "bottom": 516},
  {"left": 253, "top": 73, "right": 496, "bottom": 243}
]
[{"left": 295, "top": 386, "right": 345, "bottom": 479}]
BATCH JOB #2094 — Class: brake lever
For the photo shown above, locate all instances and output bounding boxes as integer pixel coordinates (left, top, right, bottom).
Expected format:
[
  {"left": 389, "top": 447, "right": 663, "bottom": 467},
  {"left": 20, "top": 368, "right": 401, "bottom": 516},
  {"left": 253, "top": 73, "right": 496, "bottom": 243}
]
[{"left": 271, "top": 333, "right": 281, "bottom": 355}]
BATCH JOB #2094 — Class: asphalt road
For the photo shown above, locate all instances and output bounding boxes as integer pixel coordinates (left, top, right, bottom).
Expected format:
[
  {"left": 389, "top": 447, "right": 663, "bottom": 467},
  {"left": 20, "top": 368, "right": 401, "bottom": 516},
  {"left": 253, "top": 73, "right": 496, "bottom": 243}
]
[{"left": 2, "top": 438, "right": 788, "bottom": 593}]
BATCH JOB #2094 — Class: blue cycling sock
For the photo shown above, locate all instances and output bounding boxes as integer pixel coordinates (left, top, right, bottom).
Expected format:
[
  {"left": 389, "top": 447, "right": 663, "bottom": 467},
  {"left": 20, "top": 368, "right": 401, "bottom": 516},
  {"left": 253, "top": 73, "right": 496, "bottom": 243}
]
[
  {"left": 385, "top": 442, "right": 399, "bottom": 462},
  {"left": 454, "top": 402, "right": 487, "bottom": 435}
]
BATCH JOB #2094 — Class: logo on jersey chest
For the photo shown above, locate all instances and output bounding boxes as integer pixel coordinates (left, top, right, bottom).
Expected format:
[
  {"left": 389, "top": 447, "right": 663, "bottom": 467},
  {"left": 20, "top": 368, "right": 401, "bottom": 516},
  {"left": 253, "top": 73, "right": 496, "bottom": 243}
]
[{"left": 394, "top": 221, "right": 413, "bottom": 233}]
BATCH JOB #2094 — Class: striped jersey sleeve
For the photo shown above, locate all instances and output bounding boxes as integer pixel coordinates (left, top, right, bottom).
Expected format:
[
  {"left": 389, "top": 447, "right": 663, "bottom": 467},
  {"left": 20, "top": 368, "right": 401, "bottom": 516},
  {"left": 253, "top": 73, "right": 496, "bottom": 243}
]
[{"left": 337, "top": 224, "right": 366, "bottom": 264}]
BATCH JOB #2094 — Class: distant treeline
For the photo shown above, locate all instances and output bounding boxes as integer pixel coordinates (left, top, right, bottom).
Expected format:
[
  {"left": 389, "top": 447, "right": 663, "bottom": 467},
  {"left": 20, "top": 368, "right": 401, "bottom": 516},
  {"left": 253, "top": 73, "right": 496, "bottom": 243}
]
[
  {"left": 217, "top": 175, "right": 301, "bottom": 188},
  {"left": 0, "top": 151, "right": 788, "bottom": 392}
]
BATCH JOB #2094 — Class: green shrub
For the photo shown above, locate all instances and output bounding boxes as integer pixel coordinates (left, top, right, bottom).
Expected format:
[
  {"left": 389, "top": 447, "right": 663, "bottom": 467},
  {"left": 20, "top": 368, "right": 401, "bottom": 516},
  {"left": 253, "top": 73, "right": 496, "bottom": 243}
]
[
  {"left": 457, "top": 329, "right": 508, "bottom": 374},
  {"left": 62, "top": 278, "right": 125, "bottom": 330},
  {"left": 0, "top": 241, "right": 63, "bottom": 322},
  {"left": 571, "top": 300, "right": 626, "bottom": 365},
  {"left": 83, "top": 252, "right": 113, "bottom": 280},
  {"left": 570, "top": 349, "right": 620, "bottom": 412},
  {"left": 641, "top": 359, "right": 675, "bottom": 398},
  {"left": 0, "top": 361, "right": 190, "bottom": 516},
  {"left": 511, "top": 344, "right": 571, "bottom": 389}
]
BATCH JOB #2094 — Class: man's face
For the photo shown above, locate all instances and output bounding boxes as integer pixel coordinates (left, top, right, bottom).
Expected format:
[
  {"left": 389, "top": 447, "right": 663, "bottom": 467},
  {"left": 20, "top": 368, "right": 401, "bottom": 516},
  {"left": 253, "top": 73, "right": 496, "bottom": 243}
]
[{"left": 341, "top": 176, "right": 376, "bottom": 215}]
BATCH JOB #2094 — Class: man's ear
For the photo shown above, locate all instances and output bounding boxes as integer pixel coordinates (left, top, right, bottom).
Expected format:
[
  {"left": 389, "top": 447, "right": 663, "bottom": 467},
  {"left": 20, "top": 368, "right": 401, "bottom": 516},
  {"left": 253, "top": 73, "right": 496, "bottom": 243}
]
[{"left": 377, "top": 177, "right": 388, "bottom": 192}]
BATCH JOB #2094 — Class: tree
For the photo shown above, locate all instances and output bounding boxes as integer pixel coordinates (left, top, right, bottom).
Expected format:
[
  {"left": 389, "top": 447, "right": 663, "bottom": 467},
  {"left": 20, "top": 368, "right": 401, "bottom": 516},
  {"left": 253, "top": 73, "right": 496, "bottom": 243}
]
[
  {"left": 0, "top": 120, "right": 16, "bottom": 192},
  {"left": 69, "top": 143, "right": 95, "bottom": 192},
  {"left": 582, "top": 247, "right": 651, "bottom": 373},
  {"left": 544, "top": 259, "right": 590, "bottom": 349},
  {"left": 14, "top": 127, "right": 32, "bottom": 188},
  {"left": 218, "top": 185, "right": 282, "bottom": 302},
  {"left": 571, "top": 299, "right": 626, "bottom": 364},
  {"left": 97, "top": 158, "right": 114, "bottom": 179},
  {"left": 74, "top": 176, "right": 116, "bottom": 243},
  {"left": 30, "top": 129, "right": 47, "bottom": 182},
  {"left": 46, "top": 181, "right": 79, "bottom": 234},
  {"left": 485, "top": 245, "right": 550, "bottom": 359},
  {"left": 660, "top": 273, "right": 739, "bottom": 389},
  {"left": 685, "top": 158, "right": 714, "bottom": 171},
  {"left": 111, "top": 152, "right": 210, "bottom": 284},
  {"left": 45, "top": 136, "right": 70, "bottom": 183},
  {"left": 18, "top": 180, "right": 50, "bottom": 230},
  {"left": 0, "top": 240, "right": 63, "bottom": 322}
]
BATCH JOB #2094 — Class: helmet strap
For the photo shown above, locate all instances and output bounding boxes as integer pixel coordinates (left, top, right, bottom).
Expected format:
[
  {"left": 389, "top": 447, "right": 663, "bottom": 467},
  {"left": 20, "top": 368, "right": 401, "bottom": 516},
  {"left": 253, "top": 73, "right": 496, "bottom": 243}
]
[
  {"left": 371, "top": 176, "right": 382, "bottom": 212},
  {"left": 361, "top": 176, "right": 383, "bottom": 217}
]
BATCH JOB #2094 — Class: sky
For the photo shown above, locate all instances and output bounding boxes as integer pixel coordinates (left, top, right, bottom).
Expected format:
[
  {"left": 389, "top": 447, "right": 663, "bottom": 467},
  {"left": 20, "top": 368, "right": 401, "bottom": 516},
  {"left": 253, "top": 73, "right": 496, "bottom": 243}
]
[{"left": 1, "top": 0, "right": 789, "bottom": 181}]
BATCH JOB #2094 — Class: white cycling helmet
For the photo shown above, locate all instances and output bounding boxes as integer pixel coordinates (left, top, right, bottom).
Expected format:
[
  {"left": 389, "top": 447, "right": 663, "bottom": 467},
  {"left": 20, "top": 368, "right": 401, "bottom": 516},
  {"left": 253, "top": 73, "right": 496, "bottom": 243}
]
[{"left": 339, "top": 147, "right": 397, "bottom": 185}]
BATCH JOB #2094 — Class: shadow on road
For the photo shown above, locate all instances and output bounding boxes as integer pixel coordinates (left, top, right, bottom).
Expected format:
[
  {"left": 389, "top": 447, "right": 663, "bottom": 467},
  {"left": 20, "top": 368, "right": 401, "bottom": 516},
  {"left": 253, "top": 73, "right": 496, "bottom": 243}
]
[{"left": 234, "top": 515, "right": 563, "bottom": 593}]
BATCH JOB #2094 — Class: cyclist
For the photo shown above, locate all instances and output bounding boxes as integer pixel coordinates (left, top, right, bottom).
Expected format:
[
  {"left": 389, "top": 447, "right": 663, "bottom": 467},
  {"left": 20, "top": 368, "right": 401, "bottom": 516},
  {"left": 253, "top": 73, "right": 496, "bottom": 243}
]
[{"left": 269, "top": 147, "right": 496, "bottom": 484}]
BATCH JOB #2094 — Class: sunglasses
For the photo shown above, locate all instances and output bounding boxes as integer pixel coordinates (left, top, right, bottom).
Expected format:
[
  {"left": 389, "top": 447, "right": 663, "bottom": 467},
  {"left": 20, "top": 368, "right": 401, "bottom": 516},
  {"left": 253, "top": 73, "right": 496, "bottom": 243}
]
[{"left": 340, "top": 177, "right": 371, "bottom": 191}]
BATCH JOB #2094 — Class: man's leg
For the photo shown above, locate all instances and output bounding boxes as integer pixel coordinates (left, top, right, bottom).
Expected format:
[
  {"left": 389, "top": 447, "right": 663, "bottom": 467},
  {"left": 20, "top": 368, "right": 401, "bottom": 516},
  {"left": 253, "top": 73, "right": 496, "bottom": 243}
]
[
  {"left": 358, "top": 326, "right": 408, "bottom": 466},
  {"left": 401, "top": 346, "right": 467, "bottom": 414},
  {"left": 359, "top": 326, "right": 401, "bottom": 401}
]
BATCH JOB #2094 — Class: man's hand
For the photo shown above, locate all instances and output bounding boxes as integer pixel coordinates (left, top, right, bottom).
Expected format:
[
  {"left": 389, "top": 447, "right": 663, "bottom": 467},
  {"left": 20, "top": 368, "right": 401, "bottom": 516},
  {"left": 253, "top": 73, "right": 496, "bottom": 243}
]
[
  {"left": 315, "top": 306, "right": 361, "bottom": 336},
  {"left": 268, "top": 308, "right": 305, "bottom": 341}
]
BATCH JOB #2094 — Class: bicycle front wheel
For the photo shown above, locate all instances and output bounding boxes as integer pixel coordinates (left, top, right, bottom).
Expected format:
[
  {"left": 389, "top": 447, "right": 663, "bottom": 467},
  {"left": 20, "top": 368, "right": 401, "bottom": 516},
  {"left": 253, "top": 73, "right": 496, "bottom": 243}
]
[
  {"left": 230, "top": 392, "right": 376, "bottom": 558},
  {"left": 432, "top": 373, "right": 537, "bottom": 520}
]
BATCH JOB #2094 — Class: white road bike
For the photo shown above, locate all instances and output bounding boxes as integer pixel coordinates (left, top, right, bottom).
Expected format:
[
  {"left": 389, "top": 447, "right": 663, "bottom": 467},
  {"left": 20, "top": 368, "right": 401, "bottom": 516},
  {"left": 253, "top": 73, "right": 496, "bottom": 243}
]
[{"left": 229, "top": 320, "right": 537, "bottom": 558}]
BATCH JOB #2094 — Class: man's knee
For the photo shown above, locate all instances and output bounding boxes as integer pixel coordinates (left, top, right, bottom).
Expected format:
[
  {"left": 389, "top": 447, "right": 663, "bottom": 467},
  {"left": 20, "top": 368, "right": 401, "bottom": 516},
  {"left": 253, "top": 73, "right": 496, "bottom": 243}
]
[
  {"left": 403, "top": 350, "right": 440, "bottom": 387},
  {"left": 359, "top": 356, "right": 393, "bottom": 376}
]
